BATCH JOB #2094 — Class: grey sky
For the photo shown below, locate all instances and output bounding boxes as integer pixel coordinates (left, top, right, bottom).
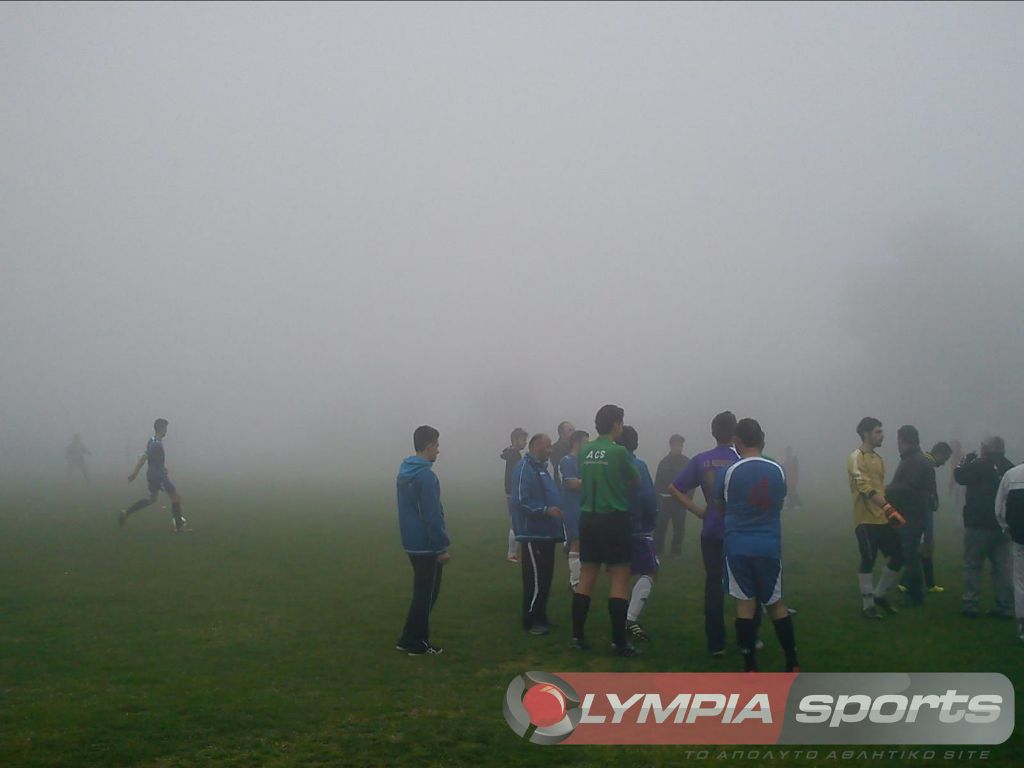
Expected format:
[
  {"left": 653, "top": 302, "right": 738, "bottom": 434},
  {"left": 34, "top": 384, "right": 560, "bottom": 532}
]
[{"left": 2, "top": 2, "right": 1022, "bottom": 485}]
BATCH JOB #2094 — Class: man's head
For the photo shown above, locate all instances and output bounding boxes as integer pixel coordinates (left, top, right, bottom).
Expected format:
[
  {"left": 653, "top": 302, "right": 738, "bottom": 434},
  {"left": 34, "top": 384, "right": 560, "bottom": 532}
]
[
  {"left": 569, "top": 429, "right": 590, "bottom": 453},
  {"left": 930, "top": 441, "right": 953, "bottom": 467},
  {"left": 414, "top": 425, "right": 440, "bottom": 462},
  {"left": 616, "top": 425, "right": 639, "bottom": 453},
  {"left": 529, "top": 433, "right": 553, "bottom": 462},
  {"left": 711, "top": 411, "right": 737, "bottom": 444},
  {"left": 510, "top": 427, "right": 528, "bottom": 451},
  {"left": 981, "top": 436, "right": 1006, "bottom": 458},
  {"left": 154, "top": 418, "right": 169, "bottom": 438},
  {"left": 897, "top": 424, "right": 920, "bottom": 454},
  {"left": 734, "top": 418, "right": 765, "bottom": 453},
  {"left": 557, "top": 421, "right": 575, "bottom": 441},
  {"left": 857, "top": 417, "right": 883, "bottom": 449},
  {"left": 669, "top": 433, "right": 685, "bottom": 454},
  {"left": 595, "top": 404, "right": 625, "bottom": 440}
]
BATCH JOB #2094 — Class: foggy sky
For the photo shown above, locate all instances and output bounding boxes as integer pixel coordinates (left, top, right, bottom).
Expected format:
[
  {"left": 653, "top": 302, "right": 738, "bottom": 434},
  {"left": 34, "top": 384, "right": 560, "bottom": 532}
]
[{"left": 2, "top": 2, "right": 1022, "bottom": 488}]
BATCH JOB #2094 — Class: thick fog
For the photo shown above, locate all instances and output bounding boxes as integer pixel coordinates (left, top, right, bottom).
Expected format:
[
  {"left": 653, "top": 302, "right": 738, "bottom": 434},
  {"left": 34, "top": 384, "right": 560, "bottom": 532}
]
[{"left": 2, "top": 2, "right": 1022, "bottom": 490}]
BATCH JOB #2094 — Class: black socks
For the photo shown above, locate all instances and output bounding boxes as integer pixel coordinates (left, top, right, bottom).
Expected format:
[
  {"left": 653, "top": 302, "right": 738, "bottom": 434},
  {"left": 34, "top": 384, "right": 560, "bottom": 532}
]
[
  {"left": 609, "top": 597, "right": 629, "bottom": 648},
  {"left": 773, "top": 615, "right": 799, "bottom": 671},
  {"left": 735, "top": 618, "right": 757, "bottom": 671},
  {"left": 572, "top": 593, "right": 591, "bottom": 640}
]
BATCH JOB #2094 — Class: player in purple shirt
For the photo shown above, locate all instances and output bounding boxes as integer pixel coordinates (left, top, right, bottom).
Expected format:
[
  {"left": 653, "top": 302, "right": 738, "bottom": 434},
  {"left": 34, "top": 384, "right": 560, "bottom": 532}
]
[{"left": 668, "top": 411, "right": 740, "bottom": 656}]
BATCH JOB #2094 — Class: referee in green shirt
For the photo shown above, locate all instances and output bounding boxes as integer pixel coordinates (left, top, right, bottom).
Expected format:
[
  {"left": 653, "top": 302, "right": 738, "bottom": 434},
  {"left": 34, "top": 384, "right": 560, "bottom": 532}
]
[{"left": 571, "top": 404, "right": 641, "bottom": 656}]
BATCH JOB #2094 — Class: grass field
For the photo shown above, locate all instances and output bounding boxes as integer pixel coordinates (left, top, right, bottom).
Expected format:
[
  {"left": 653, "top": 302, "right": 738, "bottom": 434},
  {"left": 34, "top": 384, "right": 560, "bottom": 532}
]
[{"left": 1, "top": 480, "right": 1022, "bottom": 767}]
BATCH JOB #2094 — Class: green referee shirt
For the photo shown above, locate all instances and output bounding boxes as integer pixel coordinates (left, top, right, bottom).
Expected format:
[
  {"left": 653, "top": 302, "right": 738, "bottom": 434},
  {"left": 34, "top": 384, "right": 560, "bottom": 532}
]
[{"left": 579, "top": 435, "right": 640, "bottom": 514}]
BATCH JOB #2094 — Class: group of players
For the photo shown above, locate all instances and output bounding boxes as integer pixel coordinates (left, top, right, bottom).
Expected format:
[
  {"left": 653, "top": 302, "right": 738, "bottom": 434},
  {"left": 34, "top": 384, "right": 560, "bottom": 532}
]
[{"left": 396, "top": 406, "right": 798, "bottom": 671}]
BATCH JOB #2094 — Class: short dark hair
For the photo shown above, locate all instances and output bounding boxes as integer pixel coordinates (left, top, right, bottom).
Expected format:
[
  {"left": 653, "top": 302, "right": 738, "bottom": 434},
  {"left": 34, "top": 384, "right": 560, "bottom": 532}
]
[
  {"left": 856, "top": 417, "right": 882, "bottom": 439},
  {"left": 510, "top": 427, "right": 528, "bottom": 443},
  {"left": 594, "top": 404, "right": 624, "bottom": 436},
  {"left": 711, "top": 411, "right": 736, "bottom": 442},
  {"left": 557, "top": 420, "right": 573, "bottom": 436},
  {"left": 669, "top": 434, "right": 685, "bottom": 446},
  {"left": 617, "top": 425, "right": 639, "bottom": 452},
  {"left": 413, "top": 425, "right": 439, "bottom": 452},
  {"left": 734, "top": 418, "right": 765, "bottom": 449},
  {"left": 154, "top": 418, "right": 169, "bottom": 432},
  {"left": 931, "top": 441, "right": 952, "bottom": 458},
  {"left": 528, "top": 433, "right": 548, "bottom": 450},
  {"left": 897, "top": 424, "right": 920, "bottom": 446},
  {"left": 570, "top": 430, "right": 589, "bottom": 449}
]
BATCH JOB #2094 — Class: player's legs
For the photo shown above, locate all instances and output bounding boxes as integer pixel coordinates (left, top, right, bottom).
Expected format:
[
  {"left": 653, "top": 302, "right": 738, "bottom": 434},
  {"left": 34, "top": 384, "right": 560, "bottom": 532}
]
[
  {"left": 607, "top": 563, "right": 632, "bottom": 652},
  {"left": 872, "top": 526, "right": 903, "bottom": 612},
  {"left": 920, "top": 508, "right": 940, "bottom": 590},
  {"left": 725, "top": 554, "right": 761, "bottom": 670},
  {"left": 669, "top": 507, "right": 685, "bottom": 556},
  {"left": 897, "top": 518, "right": 925, "bottom": 606},
  {"left": 855, "top": 524, "right": 880, "bottom": 614},
  {"left": 627, "top": 537, "right": 658, "bottom": 640},
  {"left": 163, "top": 480, "right": 188, "bottom": 531},
  {"left": 521, "top": 541, "right": 539, "bottom": 629},
  {"left": 701, "top": 536, "right": 726, "bottom": 653},
  {"left": 962, "top": 527, "right": 985, "bottom": 616},
  {"left": 572, "top": 513, "right": 600, "bottom": 647},
  {"left": 506, "top": 495, "right": 519, "bottom": 562},
  {"left": 567, "top": 540, "right": 581, "bottom": 591},
  {"left": 989, "top": 531, "right": 1014, "bottom": 618},
  {"left": 398, "top": 554, "right": 441, "bottom": 653},
  {"left": 535, "top": 541, "right": 556, "bottom": 627},
  {"left": 121, "top": 489, "right": 158, "bottom": 525}
]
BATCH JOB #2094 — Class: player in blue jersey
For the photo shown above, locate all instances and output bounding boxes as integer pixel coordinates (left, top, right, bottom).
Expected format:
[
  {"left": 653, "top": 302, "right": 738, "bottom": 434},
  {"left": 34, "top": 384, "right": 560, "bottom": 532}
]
[
  {"left": 119, "top": 418, "right": 190, "bottom": 532},
  {"left": 616, "top": 426, "right": 658, "bottom": 642},
  {"left": 714, "top": 418, "right": 798, "bottom": 672},
  {"left": 559, "top": 429, "right": 589, "bottom": 592}
]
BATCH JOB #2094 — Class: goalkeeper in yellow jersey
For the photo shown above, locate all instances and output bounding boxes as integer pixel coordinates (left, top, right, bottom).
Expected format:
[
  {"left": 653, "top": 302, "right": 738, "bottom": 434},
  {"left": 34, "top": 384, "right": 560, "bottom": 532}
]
[{"left": 848, "top": 417, "right": 906, "bottom": 619}]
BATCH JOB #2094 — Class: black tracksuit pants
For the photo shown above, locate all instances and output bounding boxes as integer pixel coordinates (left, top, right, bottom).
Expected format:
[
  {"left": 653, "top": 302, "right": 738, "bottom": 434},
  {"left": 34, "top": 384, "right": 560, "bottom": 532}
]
[
  {"left": 521, "top": 540, "right": 556, "bottom": 629},
  {"left": 398, "top": 553, "right": 444, "bottom": 649}
]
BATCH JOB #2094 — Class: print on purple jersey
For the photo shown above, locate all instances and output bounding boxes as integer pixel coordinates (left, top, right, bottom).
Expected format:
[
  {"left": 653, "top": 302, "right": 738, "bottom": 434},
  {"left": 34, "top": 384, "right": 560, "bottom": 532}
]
[{"left": 670, "top": 444, "right": 740, "bottom": 540}]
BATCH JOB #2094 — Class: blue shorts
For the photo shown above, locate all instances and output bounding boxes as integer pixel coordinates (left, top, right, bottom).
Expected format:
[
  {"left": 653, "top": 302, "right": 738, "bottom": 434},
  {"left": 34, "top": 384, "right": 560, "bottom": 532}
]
[
  {"left": 724, "top": 554, "right": 782, "bottom": 605},
  {"left": 147, "top": 474, "right": 177, "bottom": 496},
  {"left": 562, "top": 506, "right": 580, "bottom": 544},
  {"left": 631, "top": 536, "right": 659, "bottom": 575}
]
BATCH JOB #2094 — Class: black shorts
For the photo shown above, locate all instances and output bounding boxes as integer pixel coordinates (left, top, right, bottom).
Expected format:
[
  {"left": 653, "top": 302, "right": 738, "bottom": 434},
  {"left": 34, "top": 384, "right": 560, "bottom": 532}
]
[
  {"left": 579, "top": 511, "right": 631, "bottom": 566},
  {"left": 855, "top": 523, "right": 902, "bottom": 567}
]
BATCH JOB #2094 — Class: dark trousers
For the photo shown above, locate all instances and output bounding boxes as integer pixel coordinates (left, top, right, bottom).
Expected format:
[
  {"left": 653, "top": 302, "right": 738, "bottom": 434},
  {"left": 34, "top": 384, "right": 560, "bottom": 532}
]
[
  {"left": 898, "top": 518, "right": 926, "bottom": 605},
  {"left": 398, "top": 553, "right": 444, "bottom": 648},
  {"left": 654, "top": 498, "right": 685, "bottom": 556},
  {"left": 700, "top": 536, "right": 726, "bottom": 652},
  {"left": 521, "top": 540, "right": 555, "bottom": 629}
]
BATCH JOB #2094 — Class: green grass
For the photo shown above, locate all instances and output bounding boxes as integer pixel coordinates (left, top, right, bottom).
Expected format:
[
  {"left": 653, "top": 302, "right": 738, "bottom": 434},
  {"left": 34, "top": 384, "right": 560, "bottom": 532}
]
[{"left": 1, "top": 482, "right": 1022, "bottom": 767}]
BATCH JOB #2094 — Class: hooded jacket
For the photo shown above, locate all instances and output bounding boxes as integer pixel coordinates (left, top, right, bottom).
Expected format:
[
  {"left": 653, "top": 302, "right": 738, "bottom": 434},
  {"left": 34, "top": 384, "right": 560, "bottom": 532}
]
[
  {"left": 397, "top": 456, "right": 450, "bottom": 554},
  {"left": 511, "top": 453, "right": 564, "bottom": 542},
  {"left": 955, "top": 453, "right": 1015, "bottom": 530},
  {"left": 628, "top": 453, "right": 658, "bottom": 537}
]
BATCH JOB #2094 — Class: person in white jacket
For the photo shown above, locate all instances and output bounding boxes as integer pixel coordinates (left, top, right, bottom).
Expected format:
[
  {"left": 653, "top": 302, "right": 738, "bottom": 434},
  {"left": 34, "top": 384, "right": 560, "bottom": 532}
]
[{"left": 995, "top": 463, "right": 1024, "bottom": 643}]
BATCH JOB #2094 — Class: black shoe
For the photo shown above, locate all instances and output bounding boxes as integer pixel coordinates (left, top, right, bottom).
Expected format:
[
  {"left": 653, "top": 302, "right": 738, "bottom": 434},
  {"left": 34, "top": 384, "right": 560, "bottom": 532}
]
[
  {"left": 626, "top": 620, "right": 649, "bottom": 641},
  {"left": 404, "top": 642, "right": 444, "bottom": 656},
  {"left": 569, "top": 636, "right": 590, "bottom": 651},
  {"left": 874, "top": 597, "right": 899, "bottom": 615},
  {"left": 612, "top": 642, "right": 642, "bottom": 657}
]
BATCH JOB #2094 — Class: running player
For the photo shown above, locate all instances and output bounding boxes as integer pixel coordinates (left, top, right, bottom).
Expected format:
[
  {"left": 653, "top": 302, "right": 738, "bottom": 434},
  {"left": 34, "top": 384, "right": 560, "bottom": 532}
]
[
  {"left": 848, "top": 417, "right": 905, "bottom": 619},
  {"left": 558, "top": 429, "right": 589, "bottom": 592},
  {"left": 715, "top": 418, "right": 799, "bottom": 672},
  {"left": 616, "top": 426, "right": 658, "bottom": 642},
  {"left": 119, "top": 419, "right": 189, "bottom": 532},
  {"left": 501, "top": 428, "right": 529, "bottom": 563},
  {"left": 668, "top": 411, "right": 740, "bottom": 657},
  {"left": 572, "top": 404, "right": 641, "bottom": 657}
]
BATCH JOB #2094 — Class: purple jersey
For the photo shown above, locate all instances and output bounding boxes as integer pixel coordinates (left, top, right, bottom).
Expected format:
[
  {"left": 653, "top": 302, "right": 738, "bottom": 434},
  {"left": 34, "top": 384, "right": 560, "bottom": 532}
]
[{"left": 670, "top": 444, "right": 740, "bottom": 540}]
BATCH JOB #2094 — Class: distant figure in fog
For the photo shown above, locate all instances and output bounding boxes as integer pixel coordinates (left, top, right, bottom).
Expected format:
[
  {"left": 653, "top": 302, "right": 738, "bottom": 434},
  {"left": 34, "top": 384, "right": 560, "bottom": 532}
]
[
  {"left": 501, "top": 428, "right": 528, "bottom": 563},
  {"left": 955, "top": 436, "right": 1014, "bottom": 619},
  {"left": 783, "top": 447, "right": 800, "bottom": 511},
  {"left": 65, "top": 434, "right": 91, "bottom": 483},
  {"left": 654, "top": 434, "right": 690, "bottom": 559},
  {"left": 549, "top": 421, "right": 575, "bottom": 485}
]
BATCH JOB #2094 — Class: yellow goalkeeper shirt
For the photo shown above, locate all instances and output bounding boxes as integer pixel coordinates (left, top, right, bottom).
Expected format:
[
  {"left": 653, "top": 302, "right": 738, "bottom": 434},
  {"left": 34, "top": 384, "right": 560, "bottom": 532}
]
[{"left": 848, "top": 448, "right": 887, "bottom": 526}]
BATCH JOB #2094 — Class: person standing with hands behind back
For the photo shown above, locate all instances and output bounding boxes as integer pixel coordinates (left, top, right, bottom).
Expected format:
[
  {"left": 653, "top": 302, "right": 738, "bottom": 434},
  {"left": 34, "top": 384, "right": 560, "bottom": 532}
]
[{"left": 396, "top": 426, "right": 449, "bottom": 656}]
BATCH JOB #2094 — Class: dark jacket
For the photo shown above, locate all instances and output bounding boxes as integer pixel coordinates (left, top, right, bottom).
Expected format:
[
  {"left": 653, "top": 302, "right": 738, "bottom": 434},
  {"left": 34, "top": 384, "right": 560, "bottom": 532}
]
[
  {"left": 397, "top": 456, "right": 449, "bottom": 555},
  {"left": 550, "top": 437, "right": 571, "bottom": 485},
  {"left": 511, "top": 453, "right": 565, "bottom": 542},
  {"left": 885, "top": 446, "right": 935, "bottom": 523},
  {"left": 628, "top": 454, "right": 658, "bottom": 537},
  {"left": 654, "top": 452, "right": 690, "bottom": 509},
  {"left": 955, "top": 453, "right": 1015, "bottom": 529},
  {"left": 501, "top": 446, "right": 521, "bottom": 496}
]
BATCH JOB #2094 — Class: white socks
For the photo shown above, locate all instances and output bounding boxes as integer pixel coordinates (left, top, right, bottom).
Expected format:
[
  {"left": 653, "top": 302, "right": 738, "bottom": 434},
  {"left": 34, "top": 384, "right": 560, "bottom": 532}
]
[
  {"left": 873, "top": 567, "right": 900, "bottom": 599},
  {"left": 568, "top": 551, "right": 581, "bottom": 590},
  {"left": 507, "top": 529, "right": 518, "bottom": 559},
  {"left": 628, "top": 575, "right": 654, "bottom": 622},
  {"left": 859, "top": 573, "right": 875, "bottom": 609}
]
